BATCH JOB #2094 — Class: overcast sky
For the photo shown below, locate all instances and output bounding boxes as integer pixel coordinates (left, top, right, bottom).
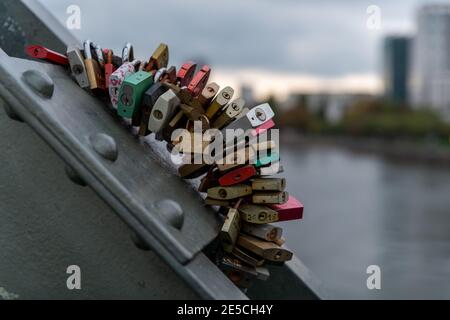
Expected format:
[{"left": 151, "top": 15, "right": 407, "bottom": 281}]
[{"left": 39, "top": 0, "right": 444, "bottom": 98}]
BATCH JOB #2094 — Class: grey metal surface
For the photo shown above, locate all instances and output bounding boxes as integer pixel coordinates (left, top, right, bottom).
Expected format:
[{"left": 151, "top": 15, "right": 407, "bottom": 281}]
[{"left": 0, "top": 107, "right": 198, "bottom": 299}]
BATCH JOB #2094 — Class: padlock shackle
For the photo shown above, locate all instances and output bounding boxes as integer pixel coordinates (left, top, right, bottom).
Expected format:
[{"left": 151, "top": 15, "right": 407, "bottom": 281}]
[
  {"left": 122, "top": 43, "right": 134, "bottom": 63},
  {"left": 83, "top": 40, "right": 104, "bottom": 65}
]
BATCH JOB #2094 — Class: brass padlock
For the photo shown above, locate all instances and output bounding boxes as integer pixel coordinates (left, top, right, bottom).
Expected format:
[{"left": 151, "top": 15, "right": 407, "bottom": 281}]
[
  {"left": 239, "top": 204, "right": 278, "bottom": 224},
  {"left": 241, "top": 223, "right": 283, "bottom": 243},
  {"left": 212, "top": 98, "right": 246, "bottom": 129},
  {"left": 207, "top": 185, "right": 252, "bottom": 200},
  {"left": 148, "top": 89, "right": 180, "bottom": 133},
  {"left": 67, "top": 45, "right": 89, "bottom": 89},
  {"left": 220, "top": 208, "right": 241, "bottom": 253},
  {"left": 205, "top": 86, "right": 234, "bottom": 120},
  {"left": 204, "top": 197, "right": 233, "bottom": 207},
  {"left": 252, "top": 191, "right": 289, "bottom": 205},
  {"left": 237, "top": 234, "right": 293, "bottom": 263},
  {"left": 232, "top": 246, "right": 265, "bottom": 267},
  {"left": 252, "top": 178, "right": 286, "bottom": 192},
  {"left": 145, "top": 43, "right": 169, "bottom": 72},
  {"left": 83, "top": 40, "right": 105, "bottom": 91}
]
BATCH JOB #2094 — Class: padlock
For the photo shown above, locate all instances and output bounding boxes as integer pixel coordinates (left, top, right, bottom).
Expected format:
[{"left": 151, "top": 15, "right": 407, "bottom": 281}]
[
  {"left": 241, "top": 223, "right": 283, "bottom": 243},
  {"left": 252, "top": 178, "right": 286, "bottom": 191},
  {"left": 207, "top": 185, "right": 252, "bottom": 200},
  {"left": 246, "top": 103, "right": 275, "bottom": 127},
  {"left": 122, "top": 42, "right": 134, "bottom": 63},
  {"left": 26, "top": 45, "right": 69, "bottom": 66},
  {"left": 204, "top": 197, "right": 233, "bottom": 207},
  {"left": 232, "top": 246, "right": 265, "bottom": 267},
  {"left": 224, "top": 103, "right": 275, "bottom": 134},
  {"left": 67, "top": 45, "right": 90, "bottom": 89},
  {"left": 137, "top": 82, "right": 169, "bottom": 136},
  {"left": 252, "top": 191, "right": 289, "bottom": 205},
  {"left": 220, "top": 208, "right": 241, "bottom": 253},
  {"left": 187, "top": 65, "right": 211, "bottom": 96},
  {"left": 259, "top": 162, "right": 283, "bottom": 176},
  {"left": 239, "top": 204, "right": 278, "bottom": 224},
  {"left": 83, "top": 40, "right": 106, "bottom": 91},
  {"left": 172, "top": 131, "right": 209, "bottom": 155},
  {"left": 108, "top": 60, "right": 140, "bottom": 108},
  {"left": 218, "top": 256, "right": 259, "bottom": 288},
  {"left": 117, "top": 71, "right": 154, "bottom": 118},
  {"left": 205, "top": 86, "right": 234, "bottom": 120},
  {"left": 251, "top": 119, "right": 276, "bottom": 137},
  {"left": 104, "top": 49, "right": 116, "bottom": 90},
  {"left": 180, "top": 104, "right": 203, "bottom": 122},
  {"left": 218, "top": 165, "right": 258, "bottom": 187},
  {"left": 161, "top": 109, "right": 186, "bottom": 143},
  {"left": 256, "top": 151, "right": 280, "bottom": 168},
  {"left": 193, "top": 82, "right": 220, "bottom": 109},
  {"left": 177, "top": 61, "right": 197, "bottom": 87},
  {"left": 145, "top": 43, "right": 169, "bottom": 72},
  {"left": 237, "top": 234, "right": 293, "bottom": 263},
  {"left": 178, "top": 163, "right": 211, "bottom": 179},
  {"left": 274, "top": 238, "right": 286, "bottom": 246},
  {"left": 198, "top": 169, "right": 221, "bottom": 193},
  {"left": 212, "top": 98, "right": 246, "bottom": 129},
  {"left": 154, "top": 66, "right": 177, "bottom": 84},
  {"left": 216, "top": 147, "right": 256, "bottom": 172},
  {"left": 269, "top": 195, "right": 304, "bottom": 222},
  {"left": 148, "top": 89, "right": 180, "bottom": 133}
]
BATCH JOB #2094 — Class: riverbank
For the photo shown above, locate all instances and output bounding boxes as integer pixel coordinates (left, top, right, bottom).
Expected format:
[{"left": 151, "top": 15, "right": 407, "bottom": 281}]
[{"left": 281, "top": 130, "right": 450, "bottom": 167}]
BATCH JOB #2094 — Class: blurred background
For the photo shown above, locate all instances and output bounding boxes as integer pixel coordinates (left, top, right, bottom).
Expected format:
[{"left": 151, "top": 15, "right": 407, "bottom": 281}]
[{"left": 39, "top": 0, "right": 450, "bottom": 299}]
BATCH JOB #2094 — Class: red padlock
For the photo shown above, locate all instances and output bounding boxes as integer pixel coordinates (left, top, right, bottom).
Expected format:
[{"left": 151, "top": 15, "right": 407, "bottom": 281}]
[
  {"left": 219, "top": 165, "right": 258, "bottom": 187},
  {"left": 251, "top": 119, "right": 276, "bottom": 137},
  {"left": 270, "top": 195, "right": 304, "bottom": 222},
  {"left": 188, "top": 65, "right": 211, "bottom": 96},
  {"left": 177, "top": 61, "right": 197, "bottom": 87},
  {"left": 104, "top": 49, "right": 116, "bottom": 90},
  {"left": 25, "top": 45, "right": 69, "bottom": 66}
]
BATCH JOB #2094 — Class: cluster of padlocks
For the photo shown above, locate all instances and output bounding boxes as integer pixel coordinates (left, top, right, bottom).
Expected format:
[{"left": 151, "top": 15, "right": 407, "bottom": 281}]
[{"left": 25, "top": 42, "right": 304, "bottom": 290}]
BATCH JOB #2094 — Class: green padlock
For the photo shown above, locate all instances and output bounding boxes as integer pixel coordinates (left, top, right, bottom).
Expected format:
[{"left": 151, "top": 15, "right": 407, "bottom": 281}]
[
  {"left": 256, "top": 152, "right": 280, "bottom": 168},
  {"left": 117, "top": 71, "right": 153, "bottom": 118}
]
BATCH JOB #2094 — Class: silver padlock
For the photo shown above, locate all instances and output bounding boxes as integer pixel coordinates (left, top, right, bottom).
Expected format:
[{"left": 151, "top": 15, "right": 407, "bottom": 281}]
[{"left": 67, "top": 45, "right": 89, "bottom": 89}]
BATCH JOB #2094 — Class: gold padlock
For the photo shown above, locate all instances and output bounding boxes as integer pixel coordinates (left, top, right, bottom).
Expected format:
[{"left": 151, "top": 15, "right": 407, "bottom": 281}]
[
  {"left": 237, "top": 234, "right": 293, "bottom": 263},
  {"left": 241, "top": 223, "right": 283, "bottom": 243},
  {"left": 191, "top": 82, "right": 220, "bottom": 110},
  {"left": 204, "top": 197, "right": 233, "bottom": 207},
  {"left": 205, "top": 86, "right": 234, "bottom": 120},
  {"left": 145, "top": 43, "right": 169, "bottom": 72},
  {"left": 239, "top": 204, "right": 278, "bottom": 224},
  {"left": 207, "top": 185, "right": 252, "bottom": 200},
  {"left": 212, "top": 98, "right": 246, "bottom": 129},
  {"left": 220, "top": 208, "right": 241, "bottom": 253},
  {"left": 232, "top": 246, "right": 265, "bottom": 267},
  {"left": 251, "top": 178, "right": 286, "bottom": 191},
  {"left": 252, "top": 191, "right": 289, "bottom": 204},
  {"left": 84, "top": 40, "right": 105, "bottom": 91}
]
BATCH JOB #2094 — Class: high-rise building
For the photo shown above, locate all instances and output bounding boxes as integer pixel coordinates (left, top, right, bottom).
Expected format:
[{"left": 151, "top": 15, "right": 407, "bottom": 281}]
[
  {"left": 411, "top": 4, "right": 450, "bottom": 120},
  {"left": 383, "top": 36, "right": 411, "bottom": 104}
]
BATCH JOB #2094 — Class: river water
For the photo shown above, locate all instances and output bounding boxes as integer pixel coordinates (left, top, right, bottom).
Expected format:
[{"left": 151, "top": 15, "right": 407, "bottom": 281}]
[{"left": 278, "top": 138, "right": 450, "bottom": 299}]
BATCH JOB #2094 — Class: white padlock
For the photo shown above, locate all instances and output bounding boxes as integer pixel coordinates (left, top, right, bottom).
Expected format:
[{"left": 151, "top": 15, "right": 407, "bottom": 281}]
[{"left": 148, "top": 89, "right": 180, "bottom": 133}]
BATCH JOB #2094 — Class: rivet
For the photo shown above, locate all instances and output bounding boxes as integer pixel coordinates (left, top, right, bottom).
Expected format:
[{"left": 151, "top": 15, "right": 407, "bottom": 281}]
[
  {"left": 0, "top": 97, "right": 23, "bottom": 122},
  {"left": 130, "top": 231, "right": 151, "bottom": 251},
  {"left": 89, "top": 133, "right": 118, "bottom": 162},
  {"left": 21, "top": 70, "right": 54, "bottom": 98},
  {"left": 65, "top": 166, "right": 87, "bottom": 187},
  {"left": 154, "top": 199, "right": 184, "bottom": 230}
]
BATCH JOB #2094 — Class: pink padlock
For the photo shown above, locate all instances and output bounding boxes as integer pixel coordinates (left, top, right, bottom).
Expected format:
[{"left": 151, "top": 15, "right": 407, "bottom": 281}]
[{"left": 270, "top": 195, "right": 304, "bottom": 221}]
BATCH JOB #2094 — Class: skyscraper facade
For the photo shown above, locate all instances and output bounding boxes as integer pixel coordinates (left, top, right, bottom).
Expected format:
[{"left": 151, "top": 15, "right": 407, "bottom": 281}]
[{"left": 411, "top": 4, "right": 450, "bottom": 120}]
